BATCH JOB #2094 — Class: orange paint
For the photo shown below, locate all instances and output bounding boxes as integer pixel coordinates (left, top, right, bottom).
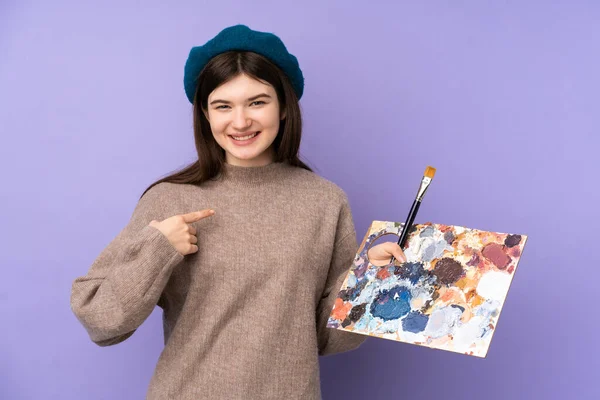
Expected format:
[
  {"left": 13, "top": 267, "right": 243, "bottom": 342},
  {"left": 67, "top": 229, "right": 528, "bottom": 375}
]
[
  {"left": 331, "top": 298, "right": 353, "bottom": 320},
  {"left": 457, "top": 275, "right": 480, "bottom": 291},
  {"left": 460, "top": 305, "right": 472, "bottom": 323},
  {"left": 455, "top": 277, "right": 468, "bottom": 290},
  {"left": 470, "top": 293, "right": 485, "bottom": 308},
  {"left": 441, "top": 289, "right": 455, "bottom": 302}
]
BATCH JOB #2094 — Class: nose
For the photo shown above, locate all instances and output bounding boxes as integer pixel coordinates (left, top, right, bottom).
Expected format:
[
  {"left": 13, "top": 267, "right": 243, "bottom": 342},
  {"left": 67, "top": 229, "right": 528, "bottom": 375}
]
[{"left": 231, "top": 107, "right": 251, "bottom": 130}]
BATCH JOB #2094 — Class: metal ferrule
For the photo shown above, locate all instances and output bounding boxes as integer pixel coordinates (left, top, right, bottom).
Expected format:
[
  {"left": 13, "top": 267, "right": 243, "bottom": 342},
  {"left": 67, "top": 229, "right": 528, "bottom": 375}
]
[{"left": 416, "top": 176, "right": 432, "bottom": 201}]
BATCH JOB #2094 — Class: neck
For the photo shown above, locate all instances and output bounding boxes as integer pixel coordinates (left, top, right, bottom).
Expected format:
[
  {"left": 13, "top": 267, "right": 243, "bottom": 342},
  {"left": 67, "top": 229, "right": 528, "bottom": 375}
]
[
  {"left": 225, "top": 148, "right": 275, "bottom": 167},
  {"left": 220, "top": 160, "right": 290, "bottom": 187}
]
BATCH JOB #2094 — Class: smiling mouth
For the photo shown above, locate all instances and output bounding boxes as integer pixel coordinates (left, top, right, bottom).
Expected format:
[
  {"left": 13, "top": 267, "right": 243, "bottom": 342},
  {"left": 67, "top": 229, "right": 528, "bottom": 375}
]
[{"left": 229, "top": 132, "right": 260, "bottom": 141}]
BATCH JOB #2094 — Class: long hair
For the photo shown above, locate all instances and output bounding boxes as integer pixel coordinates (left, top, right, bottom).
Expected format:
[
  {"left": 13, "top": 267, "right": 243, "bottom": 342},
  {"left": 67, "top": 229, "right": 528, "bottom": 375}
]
[{"left": 141, "top": 51, "right": 312, "bottom": 198}]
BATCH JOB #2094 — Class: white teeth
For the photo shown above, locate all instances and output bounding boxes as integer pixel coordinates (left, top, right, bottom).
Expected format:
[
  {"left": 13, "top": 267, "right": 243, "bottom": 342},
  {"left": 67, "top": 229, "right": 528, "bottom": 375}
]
[{"left": 231, "top": 132, "right": 258, "bottom": 141}]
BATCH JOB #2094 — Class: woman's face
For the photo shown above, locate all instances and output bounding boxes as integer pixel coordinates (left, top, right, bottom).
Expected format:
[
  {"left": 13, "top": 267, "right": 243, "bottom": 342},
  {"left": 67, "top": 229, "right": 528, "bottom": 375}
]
[{"left": 205, "top": 73, "right": 284, "bottom": 167}]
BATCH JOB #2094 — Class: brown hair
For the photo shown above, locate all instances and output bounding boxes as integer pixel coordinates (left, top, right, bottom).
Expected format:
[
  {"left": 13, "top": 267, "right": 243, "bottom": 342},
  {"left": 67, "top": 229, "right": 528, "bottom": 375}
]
[{"left": 141, "top": 51, "right": 312, "bottom": 198}]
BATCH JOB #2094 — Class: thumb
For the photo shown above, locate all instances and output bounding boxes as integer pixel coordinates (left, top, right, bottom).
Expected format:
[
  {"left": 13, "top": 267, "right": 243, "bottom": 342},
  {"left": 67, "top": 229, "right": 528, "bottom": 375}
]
[{"left": 181, "top": 209, "right": 215, "bottom": 223}]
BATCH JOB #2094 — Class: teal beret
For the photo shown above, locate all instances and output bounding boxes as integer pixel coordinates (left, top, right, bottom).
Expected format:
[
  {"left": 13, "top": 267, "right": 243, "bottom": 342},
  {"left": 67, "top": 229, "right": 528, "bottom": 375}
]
[{"left": 183, "top": 24, "right": 304, "bottom": 104}]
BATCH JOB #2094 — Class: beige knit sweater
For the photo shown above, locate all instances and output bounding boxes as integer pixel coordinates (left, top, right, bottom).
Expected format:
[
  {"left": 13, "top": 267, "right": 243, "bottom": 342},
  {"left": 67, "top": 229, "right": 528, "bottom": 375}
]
[{"left": 70, "top": 161, "right": 366, "bottom": 399}]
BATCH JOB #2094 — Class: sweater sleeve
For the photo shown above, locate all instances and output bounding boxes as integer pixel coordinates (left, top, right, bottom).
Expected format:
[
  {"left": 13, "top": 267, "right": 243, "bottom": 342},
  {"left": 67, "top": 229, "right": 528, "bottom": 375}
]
[
  {"left": 316, "top": 196, "right": 368, "bottom": 356},
  {"left": 70, "top": 184, "right": 185, "bottom": 346}
]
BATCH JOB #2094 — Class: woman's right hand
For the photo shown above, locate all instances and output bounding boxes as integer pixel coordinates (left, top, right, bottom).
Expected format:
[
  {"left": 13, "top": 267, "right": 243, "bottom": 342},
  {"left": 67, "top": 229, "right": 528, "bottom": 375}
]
[{"left": 148, "top": 209, "right": 215, "bottom": 255}]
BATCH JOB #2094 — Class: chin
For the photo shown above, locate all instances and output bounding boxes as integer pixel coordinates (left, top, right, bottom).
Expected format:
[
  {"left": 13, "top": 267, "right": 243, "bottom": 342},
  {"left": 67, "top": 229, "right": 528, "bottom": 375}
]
[
  {"left": 228, "top": 145, "right": 274, "bottom": 164},
  {"left": 231, "top": 152, "right": 261, "bottom": 161}
]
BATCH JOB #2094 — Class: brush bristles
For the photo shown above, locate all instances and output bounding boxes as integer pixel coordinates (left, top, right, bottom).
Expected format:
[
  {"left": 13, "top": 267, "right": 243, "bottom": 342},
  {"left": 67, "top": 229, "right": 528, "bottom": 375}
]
[{"left": 424, "top": 166, "right": 436, "bottom": 179}]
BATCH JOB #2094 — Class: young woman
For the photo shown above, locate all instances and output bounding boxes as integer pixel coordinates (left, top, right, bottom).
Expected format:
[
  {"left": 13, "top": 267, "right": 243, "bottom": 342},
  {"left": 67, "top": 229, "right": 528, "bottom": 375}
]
[{"left": 70, "top": 25, "right": 406, "bottom": 400}]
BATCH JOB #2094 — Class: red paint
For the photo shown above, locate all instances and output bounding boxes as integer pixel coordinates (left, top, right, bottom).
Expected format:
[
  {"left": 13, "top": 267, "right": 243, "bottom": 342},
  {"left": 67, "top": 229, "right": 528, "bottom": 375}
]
[
  {"left": 482, "top": 243, "right": 511, "bottom": 269},
  {"left": 376, "top": 267, "right": 391, "bottom": 280},
  {"left": 510, "top": 246, "right": 521, "bottom": 257}
]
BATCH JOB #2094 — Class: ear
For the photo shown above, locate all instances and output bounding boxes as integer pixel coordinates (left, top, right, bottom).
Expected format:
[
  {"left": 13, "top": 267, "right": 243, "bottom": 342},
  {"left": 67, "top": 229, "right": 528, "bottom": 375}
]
[
  {"left": 202, "top": 107, "right": 210, "bottom": 121},
  {"left": 280, "top": 109, "right": 286, "bottom": 120}
]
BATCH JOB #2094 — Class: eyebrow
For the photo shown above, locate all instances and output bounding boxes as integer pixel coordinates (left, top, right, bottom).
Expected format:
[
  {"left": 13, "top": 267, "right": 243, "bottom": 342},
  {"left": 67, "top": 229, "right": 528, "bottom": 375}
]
[{"left": 209, "top": 93, "right": 272, "bottom": 105}]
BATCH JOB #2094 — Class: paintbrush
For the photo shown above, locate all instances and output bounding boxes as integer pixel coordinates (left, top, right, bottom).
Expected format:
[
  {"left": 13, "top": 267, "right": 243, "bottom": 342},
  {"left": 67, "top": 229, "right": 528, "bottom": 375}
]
[{"left": 390, "top": 166, "right": 437, "bottom": 264}]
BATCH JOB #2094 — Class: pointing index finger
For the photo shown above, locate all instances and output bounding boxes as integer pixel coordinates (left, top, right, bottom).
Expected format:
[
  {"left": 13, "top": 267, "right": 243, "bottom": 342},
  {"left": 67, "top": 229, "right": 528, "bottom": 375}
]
[{"left": 181, "top": 209, "right": 215, "bottom": 223}]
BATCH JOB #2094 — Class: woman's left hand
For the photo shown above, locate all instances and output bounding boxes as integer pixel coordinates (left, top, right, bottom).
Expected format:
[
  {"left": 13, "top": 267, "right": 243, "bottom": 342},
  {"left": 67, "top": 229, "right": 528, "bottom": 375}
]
[{"left": 367, "top": 242, "right": 407, "bottom": 267}]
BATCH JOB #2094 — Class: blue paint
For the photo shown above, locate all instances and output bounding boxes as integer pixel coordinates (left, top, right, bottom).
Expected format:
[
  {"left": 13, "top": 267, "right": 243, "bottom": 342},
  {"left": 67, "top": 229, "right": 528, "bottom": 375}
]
[
  {"left": 421, "top": 239, "right": 448, "bottom": 262},
  {"left": 402, "top": 311, "right": 429, "bottom": 333},
  {"left": 379, "top": 318, "right": 401, "bottom": 334},
  {"left": 347, "top": 273, "right": 357, "bottom": 288},
  {"left": 353, "top": 260, "right": 369, "bottom": 279},
  {"left": 480, "top": 325, "right": 493, "bottom": 338},
  {"left": 451, "top": 304, "right": 465, "bottom": 312},
  {"left": 395, "top": 262, "right": 426, "bottom": 284},
  {"left": 370, "top": 286, "right": 412, "bottom": 321},
  {"left": 339, "top": 278, "right": 368, "bottom": 301},
  {"left": 354, "top": 315, "right": 369, "bottom": 331},
  {"left": 444, "top": 231, "right": 455, "bottom": 245},
  {"left": 327, "top": 319, "right": 340, "bottom": 329},
  {"left": 367, "top": 316, "right": 379, "bottom": 331},
  {"left": 420, "top": 226, "right": 435, "bottom": 237},
  {"left": 422, "top": 242, "right": 437, "bottom": 261}
]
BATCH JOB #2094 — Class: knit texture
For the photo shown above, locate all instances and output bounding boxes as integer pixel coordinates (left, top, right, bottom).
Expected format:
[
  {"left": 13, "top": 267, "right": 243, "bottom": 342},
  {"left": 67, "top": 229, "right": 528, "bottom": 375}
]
[{"left": 70, "top": 161, "right": 366, "bottom": 399}]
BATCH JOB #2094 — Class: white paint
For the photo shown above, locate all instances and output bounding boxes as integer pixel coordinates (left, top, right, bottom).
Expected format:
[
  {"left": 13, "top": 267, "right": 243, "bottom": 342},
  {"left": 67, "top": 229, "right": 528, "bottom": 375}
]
[
  {"left": 476, "top": 270, "right": 512, "bottom": 301},
  {"left": 453, "top": 315, "right": 485, "bottom": 353},
  {"left": 424, "top": 306, "right": 463, "bottom": 338}
]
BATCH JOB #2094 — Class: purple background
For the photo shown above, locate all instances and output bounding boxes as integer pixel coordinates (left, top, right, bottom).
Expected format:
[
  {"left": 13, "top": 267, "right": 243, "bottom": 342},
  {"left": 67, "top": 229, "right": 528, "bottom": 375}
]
[{"left": 1, "top": 1, "right": 598, "bottom": 399}]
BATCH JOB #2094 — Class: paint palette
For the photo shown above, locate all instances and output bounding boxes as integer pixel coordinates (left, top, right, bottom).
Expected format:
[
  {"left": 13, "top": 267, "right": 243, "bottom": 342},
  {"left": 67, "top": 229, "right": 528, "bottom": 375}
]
[{"left": 327, "top": 221, "right": 527, "bottom": 358}]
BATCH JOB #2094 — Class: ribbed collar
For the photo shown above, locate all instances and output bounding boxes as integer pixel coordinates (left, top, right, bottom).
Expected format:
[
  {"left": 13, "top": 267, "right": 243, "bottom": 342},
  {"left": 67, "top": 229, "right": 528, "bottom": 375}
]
[{"left": 220, "top": 161, "right": 291, "bottom": 187}]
